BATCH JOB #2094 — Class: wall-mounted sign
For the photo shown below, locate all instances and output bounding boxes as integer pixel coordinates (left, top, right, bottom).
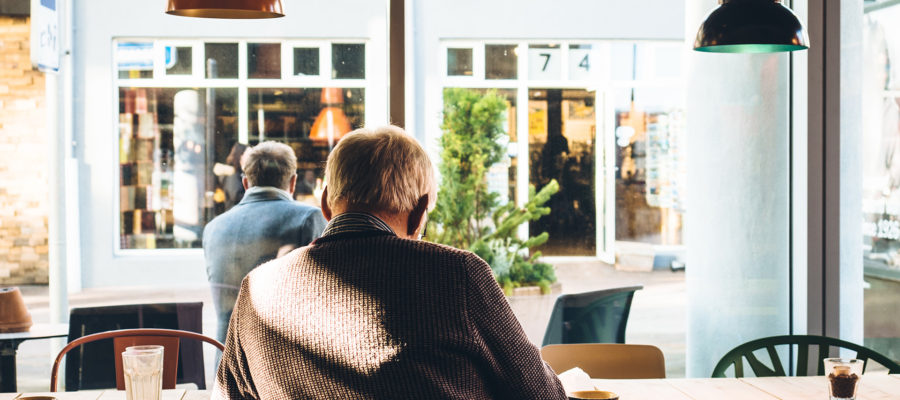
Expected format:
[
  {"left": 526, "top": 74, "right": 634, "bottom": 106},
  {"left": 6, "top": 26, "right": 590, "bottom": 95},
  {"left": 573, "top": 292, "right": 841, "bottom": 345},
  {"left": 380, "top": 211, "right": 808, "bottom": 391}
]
[{"left": 30, "top": 0, "right": 59, "bottom": 72}]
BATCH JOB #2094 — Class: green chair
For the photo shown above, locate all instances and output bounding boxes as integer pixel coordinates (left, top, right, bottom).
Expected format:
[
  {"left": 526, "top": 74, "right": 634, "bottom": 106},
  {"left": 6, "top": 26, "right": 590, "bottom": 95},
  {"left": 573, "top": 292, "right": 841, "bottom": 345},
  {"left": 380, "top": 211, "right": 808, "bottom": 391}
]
[
  {"left": 711, "top": 334, "right": 900, "bottom": 378},
  {"left": 541, "top": 285, "right": 642, "bottom": 346}
]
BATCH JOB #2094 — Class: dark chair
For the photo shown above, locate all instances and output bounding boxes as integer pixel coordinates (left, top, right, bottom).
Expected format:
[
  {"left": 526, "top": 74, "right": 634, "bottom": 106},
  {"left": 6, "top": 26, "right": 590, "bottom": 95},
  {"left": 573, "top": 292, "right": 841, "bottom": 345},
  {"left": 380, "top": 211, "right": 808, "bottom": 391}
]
[
  {"left": 541, "top": 285, "right": 642, "bottom": 346},
  {"left": 50, "top": 328, "right": 224, "bottom": 392},
  {"left": 65, "top": 302, "right": 207, "bottom": 390},
  {"left": 711, "top": 334, "right": 900, "bottom": 378}
]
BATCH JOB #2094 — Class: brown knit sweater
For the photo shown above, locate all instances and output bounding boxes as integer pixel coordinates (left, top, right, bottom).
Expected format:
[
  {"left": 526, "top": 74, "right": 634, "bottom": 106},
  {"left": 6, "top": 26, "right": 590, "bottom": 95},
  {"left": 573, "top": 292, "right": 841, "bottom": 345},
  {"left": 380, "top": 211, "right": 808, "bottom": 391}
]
[{"left": 213, "top": 231, "right": 567, "bottom": 399}]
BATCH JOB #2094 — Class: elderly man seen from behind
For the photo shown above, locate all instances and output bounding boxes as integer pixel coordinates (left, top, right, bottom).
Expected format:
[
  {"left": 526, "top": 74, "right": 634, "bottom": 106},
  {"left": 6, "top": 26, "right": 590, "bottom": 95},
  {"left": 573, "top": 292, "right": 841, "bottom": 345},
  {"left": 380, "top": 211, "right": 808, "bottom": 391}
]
[{"left": 214, "top": 126, "right": 567, "bottom": 399}]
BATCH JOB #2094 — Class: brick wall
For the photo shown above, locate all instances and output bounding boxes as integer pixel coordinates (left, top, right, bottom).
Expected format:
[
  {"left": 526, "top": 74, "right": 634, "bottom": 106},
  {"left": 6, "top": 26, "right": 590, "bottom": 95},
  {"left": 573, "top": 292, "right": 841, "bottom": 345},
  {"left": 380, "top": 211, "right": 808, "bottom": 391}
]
[{"left": 0, "top": 16, "right": 49, "bottom": 284}]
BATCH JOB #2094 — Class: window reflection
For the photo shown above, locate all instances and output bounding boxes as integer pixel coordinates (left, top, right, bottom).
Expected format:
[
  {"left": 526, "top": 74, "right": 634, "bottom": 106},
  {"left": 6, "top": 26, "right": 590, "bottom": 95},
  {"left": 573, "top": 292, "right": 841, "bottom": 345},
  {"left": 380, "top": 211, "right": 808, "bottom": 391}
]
[
  {"left": 118, "top": 87, "right": 238, "bottom": 249},
  {"left": 529, "top": 89, "right": 596, "bottom": 255}
]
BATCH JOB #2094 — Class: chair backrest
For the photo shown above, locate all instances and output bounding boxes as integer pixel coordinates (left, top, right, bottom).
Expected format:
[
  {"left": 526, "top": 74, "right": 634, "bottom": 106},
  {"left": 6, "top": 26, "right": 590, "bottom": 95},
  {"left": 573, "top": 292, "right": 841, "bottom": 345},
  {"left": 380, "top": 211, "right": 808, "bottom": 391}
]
[
  {"left": 50, "top": 328, "right": 224, "bottom": 392},
  {"left": 541, "top": 343, "right": 666, "bottom": 379},
  {"left": 65, "top": 303, "right": 205, "bottom": 390},
  {"left": 711, "top": 334, "right": 900, "bottom": 378},
  {"left": 542, "top": 286, "right": 642, "bottom": 346}
]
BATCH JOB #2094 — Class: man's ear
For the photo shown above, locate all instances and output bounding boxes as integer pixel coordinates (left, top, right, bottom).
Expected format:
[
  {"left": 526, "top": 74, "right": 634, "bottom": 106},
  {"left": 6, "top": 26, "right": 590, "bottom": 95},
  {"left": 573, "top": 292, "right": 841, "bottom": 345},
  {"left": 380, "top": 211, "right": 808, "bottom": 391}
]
[
  {"left": 287, "top": 174, "right": 297, "bottom": 195},
  {"left": 320, "top": 187, "right": 332, "bottom": 221},
  {"left": 242, "top": 176, "right": 250, "bottom": 190},
  {"left": 407, "top": 194, "right": 430, "bottom": 238}
]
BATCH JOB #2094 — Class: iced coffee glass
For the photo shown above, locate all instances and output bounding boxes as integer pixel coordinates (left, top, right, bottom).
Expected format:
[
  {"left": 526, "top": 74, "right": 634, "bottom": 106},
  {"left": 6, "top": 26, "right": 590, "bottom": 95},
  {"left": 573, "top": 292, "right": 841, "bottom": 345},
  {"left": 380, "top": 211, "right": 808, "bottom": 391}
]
[
  {"left": 122, "top": 345, "right": 164, "bottom": 400},
  {"left": 824, "top": 358, "right": 863, "bottom": 400}
]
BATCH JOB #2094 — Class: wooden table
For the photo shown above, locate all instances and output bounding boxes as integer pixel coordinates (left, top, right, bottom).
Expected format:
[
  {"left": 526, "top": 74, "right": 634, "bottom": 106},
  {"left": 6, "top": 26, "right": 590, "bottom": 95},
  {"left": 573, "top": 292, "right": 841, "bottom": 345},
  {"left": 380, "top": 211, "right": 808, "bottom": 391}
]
[
  {"left": 0, "top": 389, "right": 210, "bottom": 399},
  {"left": 0, "top": 323, "right": 69, "bottom": 392},
  {"left": 593, "top": 374, "right": 900, "bottom": 399}
]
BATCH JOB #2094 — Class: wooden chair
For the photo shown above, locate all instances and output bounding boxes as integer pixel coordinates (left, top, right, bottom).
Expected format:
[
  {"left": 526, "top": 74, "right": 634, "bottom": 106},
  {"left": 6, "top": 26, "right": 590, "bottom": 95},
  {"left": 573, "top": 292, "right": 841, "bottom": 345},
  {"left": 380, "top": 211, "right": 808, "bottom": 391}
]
[
  {"left": 50, "top": 328, "right": 224, "bottom": 392},
  {"left": 65, "top": 302, "right": 206, "bottom": 390},
  {"left": 711, "top": 334, "right": 900, "bottom": 378},
  {"left": 541, "top": 343, "right": 666, "bottom": 379}
]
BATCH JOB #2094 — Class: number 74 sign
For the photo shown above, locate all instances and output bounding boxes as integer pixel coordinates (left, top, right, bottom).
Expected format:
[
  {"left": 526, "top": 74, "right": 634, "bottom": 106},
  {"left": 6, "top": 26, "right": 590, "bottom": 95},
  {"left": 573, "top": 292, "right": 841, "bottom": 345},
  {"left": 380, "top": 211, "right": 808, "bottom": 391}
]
[{"left": 527, "top": 45, "right": 605, "bottom": 82}]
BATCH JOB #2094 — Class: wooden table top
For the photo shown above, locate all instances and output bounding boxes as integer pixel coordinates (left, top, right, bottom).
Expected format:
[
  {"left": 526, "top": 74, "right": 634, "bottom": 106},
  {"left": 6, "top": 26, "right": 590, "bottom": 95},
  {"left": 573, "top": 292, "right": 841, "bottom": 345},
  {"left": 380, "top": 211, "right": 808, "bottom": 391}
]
[
  {"left": 0, "top": 389, "right": 210, "bottom": 400},
  {"left": 592, "top": 374, "right": 900, "bottom": 399},
  {"left": 5, "top": 376, "right": 899, "bottom": 399}
]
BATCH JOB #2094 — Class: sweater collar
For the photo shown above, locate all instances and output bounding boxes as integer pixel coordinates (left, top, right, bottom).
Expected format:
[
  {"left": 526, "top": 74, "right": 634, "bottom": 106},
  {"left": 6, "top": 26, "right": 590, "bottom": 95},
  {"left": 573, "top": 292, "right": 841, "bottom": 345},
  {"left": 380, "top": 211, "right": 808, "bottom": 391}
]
[{"left": 320, "top": 212, "right": 396, "bottom": 238}]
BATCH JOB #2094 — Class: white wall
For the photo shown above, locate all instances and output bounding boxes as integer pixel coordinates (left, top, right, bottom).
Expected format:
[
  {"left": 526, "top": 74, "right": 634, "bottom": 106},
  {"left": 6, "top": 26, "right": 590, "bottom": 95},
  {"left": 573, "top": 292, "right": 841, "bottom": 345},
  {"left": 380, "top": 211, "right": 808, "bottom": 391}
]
[{"left": 72, "top": 0, "right": 389, "bottom": 288}]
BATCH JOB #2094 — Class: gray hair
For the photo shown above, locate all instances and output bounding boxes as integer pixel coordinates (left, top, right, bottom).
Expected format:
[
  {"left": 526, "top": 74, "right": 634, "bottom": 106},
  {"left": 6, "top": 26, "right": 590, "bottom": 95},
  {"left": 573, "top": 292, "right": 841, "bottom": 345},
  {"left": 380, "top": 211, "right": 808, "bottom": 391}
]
[
  {"left": 325, "top": 126, "right": 435, "bottom": 214},
  {"left": 241, "top": 141, "right": 297, "bottom": 190}
]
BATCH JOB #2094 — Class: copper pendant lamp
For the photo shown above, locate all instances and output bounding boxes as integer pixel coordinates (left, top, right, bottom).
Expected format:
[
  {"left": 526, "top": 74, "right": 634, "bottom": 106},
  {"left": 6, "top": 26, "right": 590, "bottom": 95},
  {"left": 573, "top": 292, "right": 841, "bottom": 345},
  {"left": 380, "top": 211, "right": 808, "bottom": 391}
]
[{"left": 166, "top": 0, "right": 284, "bottom": 19}]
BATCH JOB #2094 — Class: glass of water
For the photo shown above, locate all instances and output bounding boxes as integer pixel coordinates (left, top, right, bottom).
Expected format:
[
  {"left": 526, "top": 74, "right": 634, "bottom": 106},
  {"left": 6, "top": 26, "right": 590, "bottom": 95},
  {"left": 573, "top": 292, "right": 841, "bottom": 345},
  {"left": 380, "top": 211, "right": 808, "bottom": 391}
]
[{"left": 122, "top": 345, "right": 164, "bottom": 400}]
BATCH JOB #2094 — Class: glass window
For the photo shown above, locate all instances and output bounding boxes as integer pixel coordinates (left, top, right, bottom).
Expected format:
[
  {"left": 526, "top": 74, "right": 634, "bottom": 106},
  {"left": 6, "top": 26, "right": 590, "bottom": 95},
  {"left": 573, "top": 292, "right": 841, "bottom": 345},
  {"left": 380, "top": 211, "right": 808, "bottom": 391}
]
[
  {"left": 116, "top": 39, "right": 370, "bottom": 250},
  {"left": 447, "top": 48, "right": 473, "bottom": 76},
  {"left": 486, "top": 44, "right": 518, "bottom": 80},
  {"left": 248, "top": 43, "right": 281, "bottom": 79},
  {"left": 117, "top": 42, "right": 154, "bottom": 79},
  {"left": 568, "top": 44, "right": 593, "bottom": 81},
  {"left": 332, "top": 43, "right": 365, "bottom": 79},
  {"left": 165, "top": 46, "right": 192, "bottom": 76},
  {"left": 862, "top": 5, "right": 900, "bottom": 365},
  {"left": 613, "top": 87, "right": 685, "bottom": 245},
  {"left": 528, "top": 44, "right": 561, "bottom": 80},
  {"left": 118, "top": 87, "right": 238, "bottom": 249},
  {"left": 293, "top": 47, "right": 319, "bottom": 76},
  {"left": 204, "top": 42, "right": 239, "bottom": 79},
  {"left": 528, "top": 88, "right": 596, "bottom": 255}
]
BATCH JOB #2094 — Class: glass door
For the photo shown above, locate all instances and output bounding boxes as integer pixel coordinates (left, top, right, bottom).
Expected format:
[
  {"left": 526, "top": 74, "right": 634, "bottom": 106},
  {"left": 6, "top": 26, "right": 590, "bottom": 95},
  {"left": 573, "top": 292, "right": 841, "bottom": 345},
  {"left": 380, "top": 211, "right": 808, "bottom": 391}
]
[{"left": 528, "top": 88, "right": 597, "bottom": 256}]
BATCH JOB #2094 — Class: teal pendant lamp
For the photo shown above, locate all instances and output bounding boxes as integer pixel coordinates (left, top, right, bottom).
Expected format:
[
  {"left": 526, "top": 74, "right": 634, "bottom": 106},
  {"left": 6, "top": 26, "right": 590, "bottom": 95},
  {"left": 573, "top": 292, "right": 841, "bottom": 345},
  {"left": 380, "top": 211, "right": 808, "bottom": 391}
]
[{"left": 694, "top": 0, "right": 809, "bottom": 53}]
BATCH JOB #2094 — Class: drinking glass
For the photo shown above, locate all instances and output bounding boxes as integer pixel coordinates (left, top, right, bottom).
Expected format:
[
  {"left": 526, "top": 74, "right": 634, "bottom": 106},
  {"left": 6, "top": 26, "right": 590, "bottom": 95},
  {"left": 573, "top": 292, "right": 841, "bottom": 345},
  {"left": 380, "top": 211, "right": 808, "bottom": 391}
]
[
  {"left": 122, "top": 345, "right": 164, "bottom": 400},
  {"left": 824, "top": 358, "right": 863, "bottom": 400}
]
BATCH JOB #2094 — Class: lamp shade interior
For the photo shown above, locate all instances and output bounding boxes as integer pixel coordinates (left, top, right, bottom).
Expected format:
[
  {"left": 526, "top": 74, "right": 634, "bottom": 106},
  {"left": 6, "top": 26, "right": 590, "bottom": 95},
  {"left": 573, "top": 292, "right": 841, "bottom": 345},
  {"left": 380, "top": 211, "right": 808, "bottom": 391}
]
[
  {"left": 166, "top": 0, "right": 284, "bottom": 19},
  {"left": 694, "top": 0, "right": 808, "bottom": 53}
]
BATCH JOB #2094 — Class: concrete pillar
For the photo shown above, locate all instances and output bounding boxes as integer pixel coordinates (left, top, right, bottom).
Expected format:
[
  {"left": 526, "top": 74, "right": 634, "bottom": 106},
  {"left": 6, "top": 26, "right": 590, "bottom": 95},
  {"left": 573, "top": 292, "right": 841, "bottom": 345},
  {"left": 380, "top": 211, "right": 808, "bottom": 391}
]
[{"left": 684, "top": 0, "right": 791, "bottom": 377}]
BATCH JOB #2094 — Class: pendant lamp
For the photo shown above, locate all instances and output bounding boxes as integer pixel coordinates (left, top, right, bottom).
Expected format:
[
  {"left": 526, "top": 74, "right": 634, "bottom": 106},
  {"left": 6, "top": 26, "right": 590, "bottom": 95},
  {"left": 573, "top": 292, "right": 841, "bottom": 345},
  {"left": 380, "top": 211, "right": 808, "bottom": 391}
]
[
  {"left": 694, "top": 0, "right": 808, "bottom": 53},
  {"left": 166, "top": 0, "right": 284, "bottom": 19},
  {"left": 310, "top": 88, "right": 352, "bottom": 149}
]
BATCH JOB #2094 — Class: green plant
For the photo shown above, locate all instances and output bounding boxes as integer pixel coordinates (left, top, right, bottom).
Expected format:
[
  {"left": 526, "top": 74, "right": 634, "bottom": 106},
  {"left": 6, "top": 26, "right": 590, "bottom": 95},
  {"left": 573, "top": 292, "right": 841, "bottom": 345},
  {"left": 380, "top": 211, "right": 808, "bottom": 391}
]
[{"left": 426, "top": 88, "right": 560, "bottom": 294}]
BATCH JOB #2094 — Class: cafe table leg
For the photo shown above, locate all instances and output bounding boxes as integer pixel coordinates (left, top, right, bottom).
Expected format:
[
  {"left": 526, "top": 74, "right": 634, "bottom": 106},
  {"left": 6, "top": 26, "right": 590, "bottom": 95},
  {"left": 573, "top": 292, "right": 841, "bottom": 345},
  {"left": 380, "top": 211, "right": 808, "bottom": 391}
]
[{"left": 0, "top": 339, "right": 22, "bottom": 393}]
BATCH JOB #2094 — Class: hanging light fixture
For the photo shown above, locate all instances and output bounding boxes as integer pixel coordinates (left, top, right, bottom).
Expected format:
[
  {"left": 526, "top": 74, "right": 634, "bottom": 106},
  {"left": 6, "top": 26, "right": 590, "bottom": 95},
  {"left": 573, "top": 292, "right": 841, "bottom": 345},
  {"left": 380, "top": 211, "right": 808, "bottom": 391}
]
[
  {"left": 310, "top": 88, "right": 352, "bottom": 150},
  {"left": 694, "top": 0, "right": 808, "bottom": 53},
  {"left": 166, "top": 0, "right": 284, "bottom": 19}
]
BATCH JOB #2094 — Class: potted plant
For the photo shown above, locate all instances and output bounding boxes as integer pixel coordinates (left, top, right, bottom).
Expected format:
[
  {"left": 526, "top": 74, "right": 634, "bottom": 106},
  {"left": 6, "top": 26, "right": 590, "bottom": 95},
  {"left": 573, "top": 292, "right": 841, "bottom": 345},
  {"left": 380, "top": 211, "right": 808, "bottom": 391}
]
[{"left": 426, "top": 88, "right": 560, "bottom": 295}]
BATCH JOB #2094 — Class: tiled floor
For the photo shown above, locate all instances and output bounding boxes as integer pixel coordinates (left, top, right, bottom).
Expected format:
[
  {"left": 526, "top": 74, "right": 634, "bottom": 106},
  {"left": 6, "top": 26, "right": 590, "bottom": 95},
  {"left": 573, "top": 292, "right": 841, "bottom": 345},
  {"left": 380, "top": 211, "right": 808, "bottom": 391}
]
[{"left": 11, "top": 260, "right": 686, "bottom": 392}]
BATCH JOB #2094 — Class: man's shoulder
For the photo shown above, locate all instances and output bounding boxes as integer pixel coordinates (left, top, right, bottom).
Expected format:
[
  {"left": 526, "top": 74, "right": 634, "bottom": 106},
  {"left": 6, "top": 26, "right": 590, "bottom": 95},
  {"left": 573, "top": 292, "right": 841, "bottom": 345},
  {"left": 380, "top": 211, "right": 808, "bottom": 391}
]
[{"left": 381, "top": 237, "right": 485, "bottom": 265}]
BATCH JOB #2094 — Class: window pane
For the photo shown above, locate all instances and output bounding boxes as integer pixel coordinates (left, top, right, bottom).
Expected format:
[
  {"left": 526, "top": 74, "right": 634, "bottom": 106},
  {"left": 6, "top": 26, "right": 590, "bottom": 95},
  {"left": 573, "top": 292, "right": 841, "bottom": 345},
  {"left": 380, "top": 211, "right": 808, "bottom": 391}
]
[
  {"left": 293, "top": 47, "right": 319, "bottom": 76},
  {"left": 528, "top": 88, "right": 595, "bottom": 255},
  {"left": 248, "top": 43, "right": 281, "bottom": 79},
  {"left": 569, "top": 44, "right": 593, "bottom": 81},
  {"left": 528, "top": 44, "right": 561, "bottom": 80},
  {"left": 447, "top": 48, "right": 473, "bottom": 76},
  {"left": 247, "top": 87, "right": 365, "bottom": 203},
  {"left": 165, "top": 46, "right": 192, "bottom": 75},
  {"left": 117, "top": 42, "right": 154, "bottom": 79},
  {"left": 118, "top": 87, "right": 238, "bottom": 249},
  {"left": 486, "top": 44, "right": 518, "bottom": 80},
  {"left": 613, "top": 87, "right": 685, "bottom": 245},
  {"left": 448, "top": 88, "right": 517, "bottom": 204},
  {"left": 863, "top": 6, "right": 900, "bottom": 365},
  {"left": 205, "top": 43, "right": 239, "bottom": 79},
  {"left": 332, "top": 43, "right": 365, "bottom": 79}
]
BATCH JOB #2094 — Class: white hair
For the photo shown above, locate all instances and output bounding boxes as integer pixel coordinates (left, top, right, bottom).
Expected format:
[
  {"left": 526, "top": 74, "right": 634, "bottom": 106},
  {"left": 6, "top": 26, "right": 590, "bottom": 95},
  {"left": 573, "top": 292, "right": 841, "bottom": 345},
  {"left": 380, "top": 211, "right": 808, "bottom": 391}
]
[{"left": 325, "top": 126, "right": 436, "bottom": 214}]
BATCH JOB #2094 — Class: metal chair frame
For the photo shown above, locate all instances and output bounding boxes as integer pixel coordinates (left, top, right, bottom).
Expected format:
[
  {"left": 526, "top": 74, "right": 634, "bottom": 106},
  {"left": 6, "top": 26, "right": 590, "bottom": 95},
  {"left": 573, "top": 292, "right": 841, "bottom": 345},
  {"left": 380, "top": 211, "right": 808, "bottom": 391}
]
[{"left": 50, "top": 328, "right": 224, "bottom": 392}]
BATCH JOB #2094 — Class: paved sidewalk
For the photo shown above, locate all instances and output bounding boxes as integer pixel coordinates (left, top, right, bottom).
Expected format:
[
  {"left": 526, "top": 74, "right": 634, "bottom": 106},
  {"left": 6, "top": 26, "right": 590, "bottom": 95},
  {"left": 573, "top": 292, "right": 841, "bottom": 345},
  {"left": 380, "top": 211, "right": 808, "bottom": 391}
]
[{"left": 11, "top": 261, "right": 685, "bottom": 392}]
